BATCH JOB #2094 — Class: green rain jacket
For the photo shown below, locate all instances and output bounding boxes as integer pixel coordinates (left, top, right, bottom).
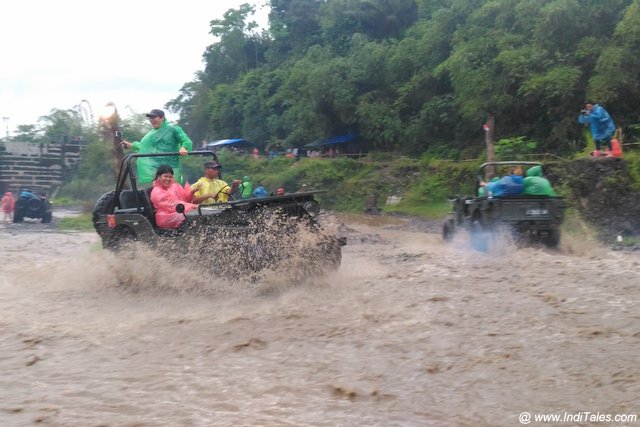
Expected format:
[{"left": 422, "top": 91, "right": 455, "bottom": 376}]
[
  {"left": 130, "top": 119, "right": 193, "bottom": 184},
  {"left": 523, "top": 165, "right": 557, "bottom": 196},
  {"left": 241, "top": 176, "right": 253, "bottom": 199}
]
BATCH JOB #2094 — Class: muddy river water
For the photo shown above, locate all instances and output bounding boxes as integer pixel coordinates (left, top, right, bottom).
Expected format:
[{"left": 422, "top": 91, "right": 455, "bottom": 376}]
[{"left": 0, "top": 214, "right": 638, "bottom": 426}]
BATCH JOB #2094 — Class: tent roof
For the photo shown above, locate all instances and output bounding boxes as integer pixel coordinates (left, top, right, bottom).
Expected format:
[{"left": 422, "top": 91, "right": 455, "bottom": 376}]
[
  {"left": 206, "top": 138, "right": 250, "bottom": 147},
  {"left": 305, "top": 134, "right": 357, "bottom": 148}
]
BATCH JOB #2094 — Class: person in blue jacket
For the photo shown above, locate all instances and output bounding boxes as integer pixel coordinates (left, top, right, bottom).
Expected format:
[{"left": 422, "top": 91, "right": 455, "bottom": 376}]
[
  {"left": 483, "top": 166, "right": 524, "bottom": 197},
  {"left": 578, "top": 101, "right": 615, "bottom": 156},
  {"left": 253, "top": 184, "right": 268, "bottom": 198}
]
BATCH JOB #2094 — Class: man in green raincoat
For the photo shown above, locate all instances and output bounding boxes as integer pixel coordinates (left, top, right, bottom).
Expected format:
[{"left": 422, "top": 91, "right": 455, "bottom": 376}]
[{"left": 121, "top": 109, "right": 193, "bottom": 184}]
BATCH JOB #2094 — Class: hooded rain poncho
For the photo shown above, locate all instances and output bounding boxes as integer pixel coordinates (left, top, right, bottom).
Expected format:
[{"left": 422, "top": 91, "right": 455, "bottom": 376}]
[
  {"left": 130, "top": 119, "right": 193, "bottom": 184},
  {"left": 523, "top": 165, "right": 557, "bottom": 196},
  {"left": 150, "top": 180, "right": 197, "bottom": 228},
  {"left": 578, "top": 104, "right": 615, "bottom": 142}
]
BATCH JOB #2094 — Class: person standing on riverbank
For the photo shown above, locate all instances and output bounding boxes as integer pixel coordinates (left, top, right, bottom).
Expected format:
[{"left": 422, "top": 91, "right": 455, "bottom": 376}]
[
  {"left": 578, "top": 101, "right": 616, "bottom": 156},
  {"left": 1, "top": 191, "right": 15, "bottom": 223}
]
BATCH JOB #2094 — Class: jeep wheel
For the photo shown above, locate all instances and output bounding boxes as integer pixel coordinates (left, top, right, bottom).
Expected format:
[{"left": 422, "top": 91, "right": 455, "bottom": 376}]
[
  {"left": 14, "top": 201, "right": 25, "bottom": 223},
  {"left": 543, "top": 228, "right": 561, "bottom": 248},
  {"left": 314, "top": 238, "right": 342, "bottom": 270},
  {"left": 105, "top": 226, "right": 137, "bottom": 253},
  {"left": 470, "top": 221, "right": 489, "bottom": 252},
  {"left": 442, "top": 219, "right": 455, "bottom": 242},
  {"left": 27, "top": 198, "right": 41, "bottom": 216},
  {"left": 41, "top": 211, "right": 52, "bottom": 223},
  {"left": 92, "top": 191, "right": 116, "bottom": 236}
]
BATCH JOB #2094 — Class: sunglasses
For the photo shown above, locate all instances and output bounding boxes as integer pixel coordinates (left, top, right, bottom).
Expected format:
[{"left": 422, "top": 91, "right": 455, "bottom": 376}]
[{"left": 148, "top": 115, "right": 159, "bottom": 119}]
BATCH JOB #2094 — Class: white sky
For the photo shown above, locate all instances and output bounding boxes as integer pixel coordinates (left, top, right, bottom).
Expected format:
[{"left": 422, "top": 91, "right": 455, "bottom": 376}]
[{"left": 0, "top": 0, "right": 269, "bottom": 134}]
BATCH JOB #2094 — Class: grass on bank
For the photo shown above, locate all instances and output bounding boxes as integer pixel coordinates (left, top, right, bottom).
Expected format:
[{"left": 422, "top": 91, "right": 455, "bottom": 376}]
[
  {"left": 54, "top": 149, "right": 640, "bottom": 236},
  {"left": 57, "top": 213, "right": 93, "bottom": 231}
]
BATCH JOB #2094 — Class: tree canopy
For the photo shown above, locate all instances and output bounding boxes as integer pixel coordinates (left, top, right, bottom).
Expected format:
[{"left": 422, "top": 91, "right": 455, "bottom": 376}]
[{"left": 165, "top": 0, "right": 640, "bottom": 157}]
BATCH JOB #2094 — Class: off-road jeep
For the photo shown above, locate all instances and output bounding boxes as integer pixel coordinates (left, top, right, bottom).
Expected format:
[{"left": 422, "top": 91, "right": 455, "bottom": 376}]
[
  {"left": 13, "top": 189, "right": 53, "bottom": 223},
  {"left": 92, "top": 151, "right": 345, "bottom": 275},
  {"left": 442, "top": 161, "right": 565, "bottom": 250}
]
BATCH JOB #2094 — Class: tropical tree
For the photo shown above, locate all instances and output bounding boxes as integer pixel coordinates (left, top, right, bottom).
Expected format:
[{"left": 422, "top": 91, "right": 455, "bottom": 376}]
[
  {"left": 38, "top": 108, "right": 84, "bottom": 144},
  {"left": 588, "top": 0, "right": 640, "bottom": 126},
  {"left": 203, "top": 4, "right": 264, "bottom": 87},
  {"left": 171, "top": 0, "right": 638, "bottom": 158},
  {"left": 12, "top": 124, "right": 46, "bottom": 144}
]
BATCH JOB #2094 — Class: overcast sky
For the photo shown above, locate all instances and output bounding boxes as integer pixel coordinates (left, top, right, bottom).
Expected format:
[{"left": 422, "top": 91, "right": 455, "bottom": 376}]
[{"left": 0, "top": 0, "right": 268, "bottom": 134}]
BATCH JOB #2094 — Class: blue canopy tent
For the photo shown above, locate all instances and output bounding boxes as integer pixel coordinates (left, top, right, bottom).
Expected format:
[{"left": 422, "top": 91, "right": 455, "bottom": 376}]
[
  {"left": 206, "top": 138, "right": 250, "bottom": 148},
  {"left": 303, "top": 134, "right": 364, "bottom": 156},
  {"left": 205, "top": 138, "right": 262, "bottom": 154},
  {"left": 304, "top": 134, "right": 358, "bottom": 148}
]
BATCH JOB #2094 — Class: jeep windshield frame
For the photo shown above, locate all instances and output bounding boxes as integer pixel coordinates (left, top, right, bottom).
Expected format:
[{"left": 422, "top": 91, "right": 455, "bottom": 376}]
[{"left": 113, "top": 150, "right": 326, "bottom": 214}]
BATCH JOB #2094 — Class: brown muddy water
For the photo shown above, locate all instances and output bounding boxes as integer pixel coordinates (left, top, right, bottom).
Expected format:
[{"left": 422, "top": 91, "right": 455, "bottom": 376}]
[{"left": 0, "top": 214, "right": 639, "bottom": 426}]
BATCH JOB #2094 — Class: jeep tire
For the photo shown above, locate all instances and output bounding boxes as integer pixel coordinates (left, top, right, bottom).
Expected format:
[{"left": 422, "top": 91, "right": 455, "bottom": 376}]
[{"left": 92, "top": 191, "right": 116, "bottom": 237}]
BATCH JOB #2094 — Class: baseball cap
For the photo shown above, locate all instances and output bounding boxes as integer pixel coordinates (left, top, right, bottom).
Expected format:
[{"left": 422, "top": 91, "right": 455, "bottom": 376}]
[
  {"left": 145, "top": 109, "right": 165, "bottom": 118},
  {"left": 204, "top": 161, "right": 222, "bottom": 169}
]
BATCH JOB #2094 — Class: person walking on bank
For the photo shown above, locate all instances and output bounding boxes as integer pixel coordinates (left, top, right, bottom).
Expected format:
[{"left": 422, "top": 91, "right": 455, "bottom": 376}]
[
  {"left": 1, "top": 191, "right": 15, "bottom": 223},
  {"left": 121, "top": 109, "right": 193, "bottom": 184},
  {"left": 578, "top": 101, "right": 616, "bottom": 156}
]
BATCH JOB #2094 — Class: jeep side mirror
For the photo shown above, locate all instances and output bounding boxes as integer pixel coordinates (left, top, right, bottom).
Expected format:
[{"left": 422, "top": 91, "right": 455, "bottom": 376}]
[{"left": 175, "top": 204, "right": 185, "bottom": 214}]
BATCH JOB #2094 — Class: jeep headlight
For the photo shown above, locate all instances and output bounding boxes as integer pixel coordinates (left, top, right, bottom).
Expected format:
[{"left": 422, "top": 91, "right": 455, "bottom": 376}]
[{"left": 303, "top": 200, "right": 320, "bottom": 217}]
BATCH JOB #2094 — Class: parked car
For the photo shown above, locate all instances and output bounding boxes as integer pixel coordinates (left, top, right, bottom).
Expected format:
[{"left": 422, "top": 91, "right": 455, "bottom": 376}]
[{"left": 14, "top": 189, "right": 52, "bottom": 223}]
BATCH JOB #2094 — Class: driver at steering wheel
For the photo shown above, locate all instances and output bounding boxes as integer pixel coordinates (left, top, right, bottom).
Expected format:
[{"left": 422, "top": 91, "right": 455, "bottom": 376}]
[{"left": 192, "top": 161, "right": 239, "bottom": 204}]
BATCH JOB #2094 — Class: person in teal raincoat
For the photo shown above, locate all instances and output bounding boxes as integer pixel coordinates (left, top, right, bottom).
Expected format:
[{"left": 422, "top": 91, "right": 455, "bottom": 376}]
[{"left": 121, "top": 109, "right": 193, "bottom": 184}]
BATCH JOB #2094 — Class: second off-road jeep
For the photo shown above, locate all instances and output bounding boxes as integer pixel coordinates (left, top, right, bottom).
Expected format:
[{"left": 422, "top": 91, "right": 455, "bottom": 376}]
[
  {"left": 442, "top": 161, "right": 565, "bottom": 251},
  {"left": 14, "top": 189, "right": 53, "bottom": 223},
  {"left": 92, "top": 151, "right": 345, "bottom": 276}
]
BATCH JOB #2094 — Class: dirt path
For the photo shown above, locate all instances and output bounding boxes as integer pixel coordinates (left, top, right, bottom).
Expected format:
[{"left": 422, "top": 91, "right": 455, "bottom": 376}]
[{"left": 0, "top": 216, "right": 638, "bottom": 426}]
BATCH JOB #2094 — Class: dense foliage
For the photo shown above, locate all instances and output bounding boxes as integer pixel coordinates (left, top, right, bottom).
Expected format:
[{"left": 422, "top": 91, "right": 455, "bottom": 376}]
[
  {"left": 164, "top": 0, "right": 640, "bottom": 158},
  {"left": 6, "top": 0, "right": 640, "bottom": 215}
]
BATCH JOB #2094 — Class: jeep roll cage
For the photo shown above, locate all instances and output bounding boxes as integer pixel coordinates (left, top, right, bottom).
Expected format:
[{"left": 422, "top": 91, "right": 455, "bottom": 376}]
[
  {"left": 476, "top": 161, "right": 543, "bottom": 195},
  {"left": 114, "top": 150, "right": 219, "bottom": 215}
]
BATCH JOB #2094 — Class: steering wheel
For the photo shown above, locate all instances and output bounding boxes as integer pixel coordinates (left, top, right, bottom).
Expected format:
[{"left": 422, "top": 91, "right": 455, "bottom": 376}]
[
  {"left": 229, "top": 183, "right": 245, "bottom": 201},
  {"left": 211, "top": 182, "right": 243, "bottom": 202}
]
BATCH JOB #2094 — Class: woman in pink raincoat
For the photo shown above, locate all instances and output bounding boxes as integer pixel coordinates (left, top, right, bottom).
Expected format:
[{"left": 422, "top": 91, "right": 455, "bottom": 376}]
[
  {"left": 1, "top": 191, "right": 15, "bottom": 223},
  {"left": 150, "top": 165, "right": 198, "bottom": 228}
]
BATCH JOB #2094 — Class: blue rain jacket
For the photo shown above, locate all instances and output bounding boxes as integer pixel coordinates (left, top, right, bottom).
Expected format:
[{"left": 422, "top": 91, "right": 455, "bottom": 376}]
[{"left": 578, "top": 104, "right": 615, "bottom": 141}]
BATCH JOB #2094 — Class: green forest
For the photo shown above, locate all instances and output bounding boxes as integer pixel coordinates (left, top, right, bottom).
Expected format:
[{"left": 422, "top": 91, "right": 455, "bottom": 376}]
[
  {"left": 10, "top": 0, "right": 640, "bottom": 157},
  {"left": 166, "top": 0, "right": 640, "bottom": 157},
  {"left": 5, "top": 0, "right": 640, "bottom": 221}
]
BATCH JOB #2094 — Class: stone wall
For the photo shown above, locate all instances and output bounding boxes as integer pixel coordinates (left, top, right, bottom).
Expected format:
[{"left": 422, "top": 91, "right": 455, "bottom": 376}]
[{"left": 0, "top": 141, "right": 84, "bottom": 196}]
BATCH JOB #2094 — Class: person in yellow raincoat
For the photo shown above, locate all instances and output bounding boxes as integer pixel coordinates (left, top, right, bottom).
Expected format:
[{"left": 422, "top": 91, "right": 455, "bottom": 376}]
[{"left": 192, "top": 161, "right": 239, "bottom": 204}]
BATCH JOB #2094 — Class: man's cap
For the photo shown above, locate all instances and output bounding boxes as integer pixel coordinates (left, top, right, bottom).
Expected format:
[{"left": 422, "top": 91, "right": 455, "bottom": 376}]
[
  {"left": 204, "top": 161, "right": 222, "bottom": 169},
  {"left": 145, "top": 109, "right": 165, "bottom": 118}
]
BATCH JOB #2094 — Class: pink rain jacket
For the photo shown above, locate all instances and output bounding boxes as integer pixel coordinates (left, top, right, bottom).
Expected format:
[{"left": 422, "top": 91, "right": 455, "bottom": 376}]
[
  {"left": 1, "top": 192, "right": 15, "bottom": 213},
  {"left": 150, "top": 181, "right": 197, "bottom": 228}
]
